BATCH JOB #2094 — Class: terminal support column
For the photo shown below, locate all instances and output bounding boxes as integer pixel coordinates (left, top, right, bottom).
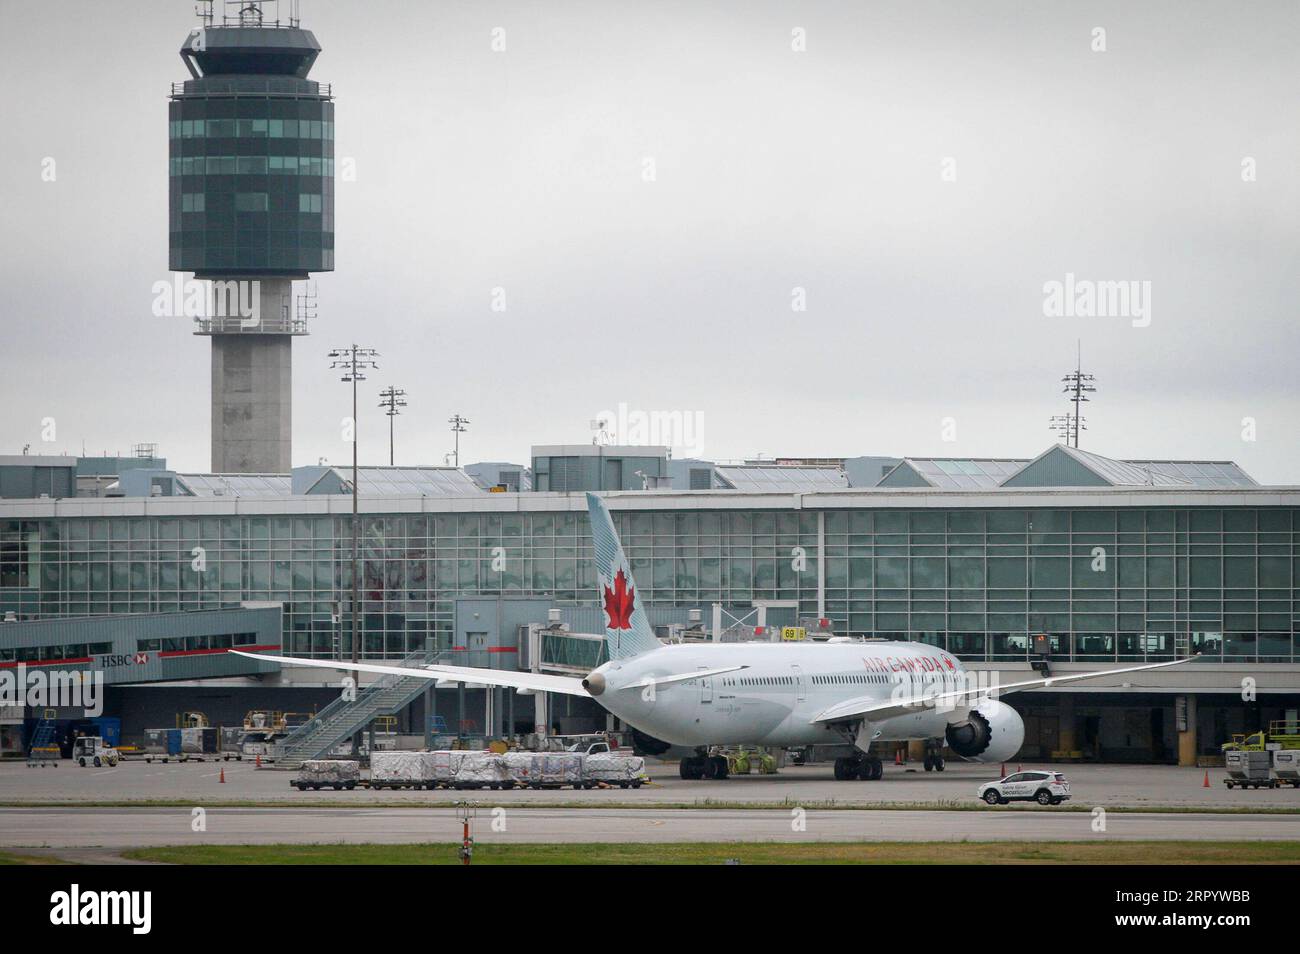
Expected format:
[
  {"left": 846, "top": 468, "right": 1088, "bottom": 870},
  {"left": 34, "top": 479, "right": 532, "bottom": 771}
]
[
  {"left": 1057, "top": 695, "right": 1077, "bottom": 755},
  {"left": 1177, "top": 694, "right": 1198, "bottom": 767}
]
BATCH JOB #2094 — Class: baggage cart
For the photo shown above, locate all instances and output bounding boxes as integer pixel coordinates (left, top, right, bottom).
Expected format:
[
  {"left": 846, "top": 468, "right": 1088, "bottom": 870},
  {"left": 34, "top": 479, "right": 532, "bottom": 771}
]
[{"left": 1224, "top": 749, "right": 1276, "bottom": 789}]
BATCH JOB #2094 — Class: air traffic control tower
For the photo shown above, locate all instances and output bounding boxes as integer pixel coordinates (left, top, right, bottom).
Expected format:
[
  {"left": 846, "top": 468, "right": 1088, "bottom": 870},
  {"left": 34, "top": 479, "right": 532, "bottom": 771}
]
[{"left": 169, "top": 1, "right": 334, "bottom": 473}]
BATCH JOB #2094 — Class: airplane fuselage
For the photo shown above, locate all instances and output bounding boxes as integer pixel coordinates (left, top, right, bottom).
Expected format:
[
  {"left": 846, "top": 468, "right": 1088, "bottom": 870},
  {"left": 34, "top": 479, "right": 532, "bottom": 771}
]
[{"left": 591, "top": 640, "right": 969, "bottom": 748}]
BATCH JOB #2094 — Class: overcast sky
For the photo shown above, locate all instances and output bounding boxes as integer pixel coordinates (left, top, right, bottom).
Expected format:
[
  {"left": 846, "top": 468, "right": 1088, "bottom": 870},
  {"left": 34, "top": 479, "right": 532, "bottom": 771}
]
[{"left": 1, "top": 0, "right": 1296, "bottom": 481}]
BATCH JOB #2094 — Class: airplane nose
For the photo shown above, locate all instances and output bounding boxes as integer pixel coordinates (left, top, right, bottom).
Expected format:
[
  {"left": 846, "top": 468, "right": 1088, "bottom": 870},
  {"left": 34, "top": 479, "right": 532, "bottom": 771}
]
[{"left": 582, "top": 671, "right": 606, "bottom": 696}]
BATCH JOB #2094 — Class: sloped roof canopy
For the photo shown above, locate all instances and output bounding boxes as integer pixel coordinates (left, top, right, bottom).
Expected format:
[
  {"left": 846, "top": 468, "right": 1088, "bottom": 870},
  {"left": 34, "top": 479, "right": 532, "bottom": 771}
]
[
  {"left": 1000, "top": 445, "right": 1191, "bottom": 488},
  {"left": 715, "top": 465, "right": 849, "bottom": 491},
  {"left": 1127, "top": 460, "right": 1257, "bottom": 488},
  {"left": 177, "top": 473, "right": 292, "bottom": 497},
  {"left": 878, "top": 447, "right": 1256, "bottom": 489},
  {"left": 299, "top": 466, "right": 484, "bottom": 497},
  {"left": 878, "top": 458, "right": 1028, "bottom": 489}
]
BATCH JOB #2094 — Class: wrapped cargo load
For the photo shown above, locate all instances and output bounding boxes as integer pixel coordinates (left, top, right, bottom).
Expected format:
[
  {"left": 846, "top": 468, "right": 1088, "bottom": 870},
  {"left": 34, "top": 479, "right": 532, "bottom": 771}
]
[
  {"left": 503, "top": 751, "right": 539, "bottom": 786},
  {"left": 430, "top": 750, "right": 512, "bottom": 790},
  {"left": 294, "top": 759, "right": 360, "bottom": 790},
  {"left": 504, "top": 752, "right": 583, "bottom": 789},
  {"left": 584, "top": 753, "right": 647, "bottom": 788},
  {"left": 369, "top": 751, "right": 438, "bottom": 788}
]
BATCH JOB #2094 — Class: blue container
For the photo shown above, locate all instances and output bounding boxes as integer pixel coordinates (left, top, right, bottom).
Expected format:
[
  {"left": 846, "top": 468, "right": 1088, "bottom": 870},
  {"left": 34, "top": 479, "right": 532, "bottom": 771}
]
[{"left": 87, "top": 717, "right": 122, "bottom": 747}]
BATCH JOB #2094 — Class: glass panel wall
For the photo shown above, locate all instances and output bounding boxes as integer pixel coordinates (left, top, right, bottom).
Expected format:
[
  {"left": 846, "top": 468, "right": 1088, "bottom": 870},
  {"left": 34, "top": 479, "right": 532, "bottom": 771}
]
[{"left": 3, "top": 506, "right": 1294, "bottom": 663}]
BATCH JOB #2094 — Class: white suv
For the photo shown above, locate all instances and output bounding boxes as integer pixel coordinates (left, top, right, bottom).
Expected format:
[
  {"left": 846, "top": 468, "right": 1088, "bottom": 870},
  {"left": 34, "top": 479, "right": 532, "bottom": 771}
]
[{"left": 978, "top": 770, "right": 1071, "bottom": 806}]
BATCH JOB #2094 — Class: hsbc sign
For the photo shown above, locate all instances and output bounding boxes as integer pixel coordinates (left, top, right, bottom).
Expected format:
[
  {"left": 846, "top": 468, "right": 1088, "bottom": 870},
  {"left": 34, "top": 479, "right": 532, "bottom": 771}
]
[
  {"left": 90, "top": 651, "right": 164, "bottom": 683},
  {"left": 96, "top": 652, "right": 154, "bottom": 669}
]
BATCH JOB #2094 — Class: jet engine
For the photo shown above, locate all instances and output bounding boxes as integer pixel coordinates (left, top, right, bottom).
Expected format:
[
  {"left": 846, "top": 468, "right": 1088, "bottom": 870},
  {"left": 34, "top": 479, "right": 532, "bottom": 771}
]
[
  {"left": 944, "top": 699, "right": 1024, "bottom": 763},
  {"left": 630, "top": 727, "right": 672, "bottom": 756}
]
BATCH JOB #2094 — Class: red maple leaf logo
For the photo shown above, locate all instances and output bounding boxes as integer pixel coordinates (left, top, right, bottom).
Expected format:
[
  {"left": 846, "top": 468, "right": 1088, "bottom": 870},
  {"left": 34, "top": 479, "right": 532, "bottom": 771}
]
[
  {"left": 943, "top": 657, "right": 956, "bottom": 671},
  {"left": 603, "top": 568, "right": 635, "bottom": 630}
]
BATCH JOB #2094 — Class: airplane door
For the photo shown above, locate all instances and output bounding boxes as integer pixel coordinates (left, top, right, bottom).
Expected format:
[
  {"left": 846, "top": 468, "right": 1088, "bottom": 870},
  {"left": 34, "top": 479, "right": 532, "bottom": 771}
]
[
  {"left": 791, "top": 664, "right": 806, "bottom": 702},
  {"left": 698, "top": 667, "right": 712, "bottom": 704}
]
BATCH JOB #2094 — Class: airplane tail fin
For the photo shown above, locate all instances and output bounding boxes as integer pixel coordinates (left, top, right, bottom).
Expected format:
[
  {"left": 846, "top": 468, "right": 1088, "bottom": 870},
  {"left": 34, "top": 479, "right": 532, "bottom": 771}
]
[{"left": 586, "top": 492, "right": 663, "bottom": 661}]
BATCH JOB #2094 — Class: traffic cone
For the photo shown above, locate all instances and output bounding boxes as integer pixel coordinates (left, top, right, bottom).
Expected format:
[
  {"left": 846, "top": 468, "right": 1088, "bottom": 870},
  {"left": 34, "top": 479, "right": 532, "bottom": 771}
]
[
  {"left": 1202, "top": 770, "right": 1210, "bottom": 788},
  {"left": 219, "top": 767, "right": 226, "bottom": 783},
  {"left": 895, "top": 748, "right": 904, "bottom": 765},
  {"left": 255, "top": 754, "right": 262, "bottom": 768},
  {"left": 1000, "top": 763, "right": 1006, "bottom": 777}
]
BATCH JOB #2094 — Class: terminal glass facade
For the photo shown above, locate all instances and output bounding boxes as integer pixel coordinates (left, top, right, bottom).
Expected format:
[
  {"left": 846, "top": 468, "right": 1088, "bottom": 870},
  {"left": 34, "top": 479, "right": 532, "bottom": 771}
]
[{"left": 2, "top": 506, "right": 1296, "bottom": 663}]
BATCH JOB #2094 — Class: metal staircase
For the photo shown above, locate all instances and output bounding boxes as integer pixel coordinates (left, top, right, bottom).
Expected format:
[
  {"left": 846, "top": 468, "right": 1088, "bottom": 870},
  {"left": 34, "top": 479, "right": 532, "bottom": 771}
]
[
  {"left": 27, "top": 709, "right": 60, "bottom": 767},
  {"left": 273, "top": 647, "right": 446, "bottom": 765}
]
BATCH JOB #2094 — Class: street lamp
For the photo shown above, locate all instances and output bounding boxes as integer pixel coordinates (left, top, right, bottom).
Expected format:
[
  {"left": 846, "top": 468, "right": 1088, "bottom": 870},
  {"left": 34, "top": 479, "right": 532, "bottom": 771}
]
[
  {"left": 378, "top": 386, "right": 407, "bottom": 466},
  {"left": 328, "top": 345, "right": 378, "bottom": 666},
  {"left": 448, "top": 413, "right": 470, "bottom": 468},
  {"left": 1059, "top": 341, "right": 1096, "bottom": 449}
]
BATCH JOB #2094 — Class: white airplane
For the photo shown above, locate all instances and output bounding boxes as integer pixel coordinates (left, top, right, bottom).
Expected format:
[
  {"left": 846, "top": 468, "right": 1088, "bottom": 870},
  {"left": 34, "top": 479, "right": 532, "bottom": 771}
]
[{"left": 236, "top": 492, "right": 1194, "bottom": 781}]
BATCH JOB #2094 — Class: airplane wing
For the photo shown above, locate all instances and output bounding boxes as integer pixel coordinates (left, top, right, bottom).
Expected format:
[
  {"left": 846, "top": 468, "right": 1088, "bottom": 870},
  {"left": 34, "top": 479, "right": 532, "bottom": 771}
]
[
  {"left": 229, "top": 650, "right": 591, "bottom": 697},
  {"left": 810, "top": 656, "right": 1196, "bottom": 725},
  {"left": 620, "top": 665, "right": 748, "bottom": 691}
]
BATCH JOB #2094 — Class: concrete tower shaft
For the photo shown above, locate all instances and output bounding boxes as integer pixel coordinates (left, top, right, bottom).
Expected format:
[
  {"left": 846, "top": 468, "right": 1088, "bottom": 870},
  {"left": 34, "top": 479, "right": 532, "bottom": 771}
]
[
  {"left": 208, "top": 279, "right": 294, "bottom": 474},
  {"left": 169, "top": 6, "right": 334, "bottom": 474}
]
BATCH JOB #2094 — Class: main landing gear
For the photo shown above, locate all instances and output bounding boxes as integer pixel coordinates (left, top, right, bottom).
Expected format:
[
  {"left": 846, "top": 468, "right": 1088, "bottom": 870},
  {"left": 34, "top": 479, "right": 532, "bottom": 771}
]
[
  {"left": 679, "top": 751, "right": 729, "bottom": 780},
  {"left": 833, "top": 755, "right": 883, "bottom": 780},
  {"left": 922, "top": 737, "right": 946, "bottom": 771}
]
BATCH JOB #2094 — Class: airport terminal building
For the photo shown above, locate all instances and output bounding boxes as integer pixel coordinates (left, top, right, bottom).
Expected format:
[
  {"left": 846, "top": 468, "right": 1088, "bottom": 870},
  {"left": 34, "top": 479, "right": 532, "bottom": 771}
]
[{"left": 1, "top": 443, "right": 1297, "bottom": 765}]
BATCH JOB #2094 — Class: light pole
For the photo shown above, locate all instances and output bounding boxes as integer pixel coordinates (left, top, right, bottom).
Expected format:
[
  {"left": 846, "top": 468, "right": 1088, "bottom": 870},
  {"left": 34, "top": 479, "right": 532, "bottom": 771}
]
[
  {"left": 448, "top": 413, "right": 470, "bottom": 467},
  {"left": 1059, "top": 341, "right": 1096, "bottom": 449},
  {"left": 329, "top": 345, "right": 378, "bottom": 666},
  {"left": 378, "top": 386, "right": 407, "bottom": 466},
  {"left": 1048, "top": 413, "right": 1085, "bottom": 447}
]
